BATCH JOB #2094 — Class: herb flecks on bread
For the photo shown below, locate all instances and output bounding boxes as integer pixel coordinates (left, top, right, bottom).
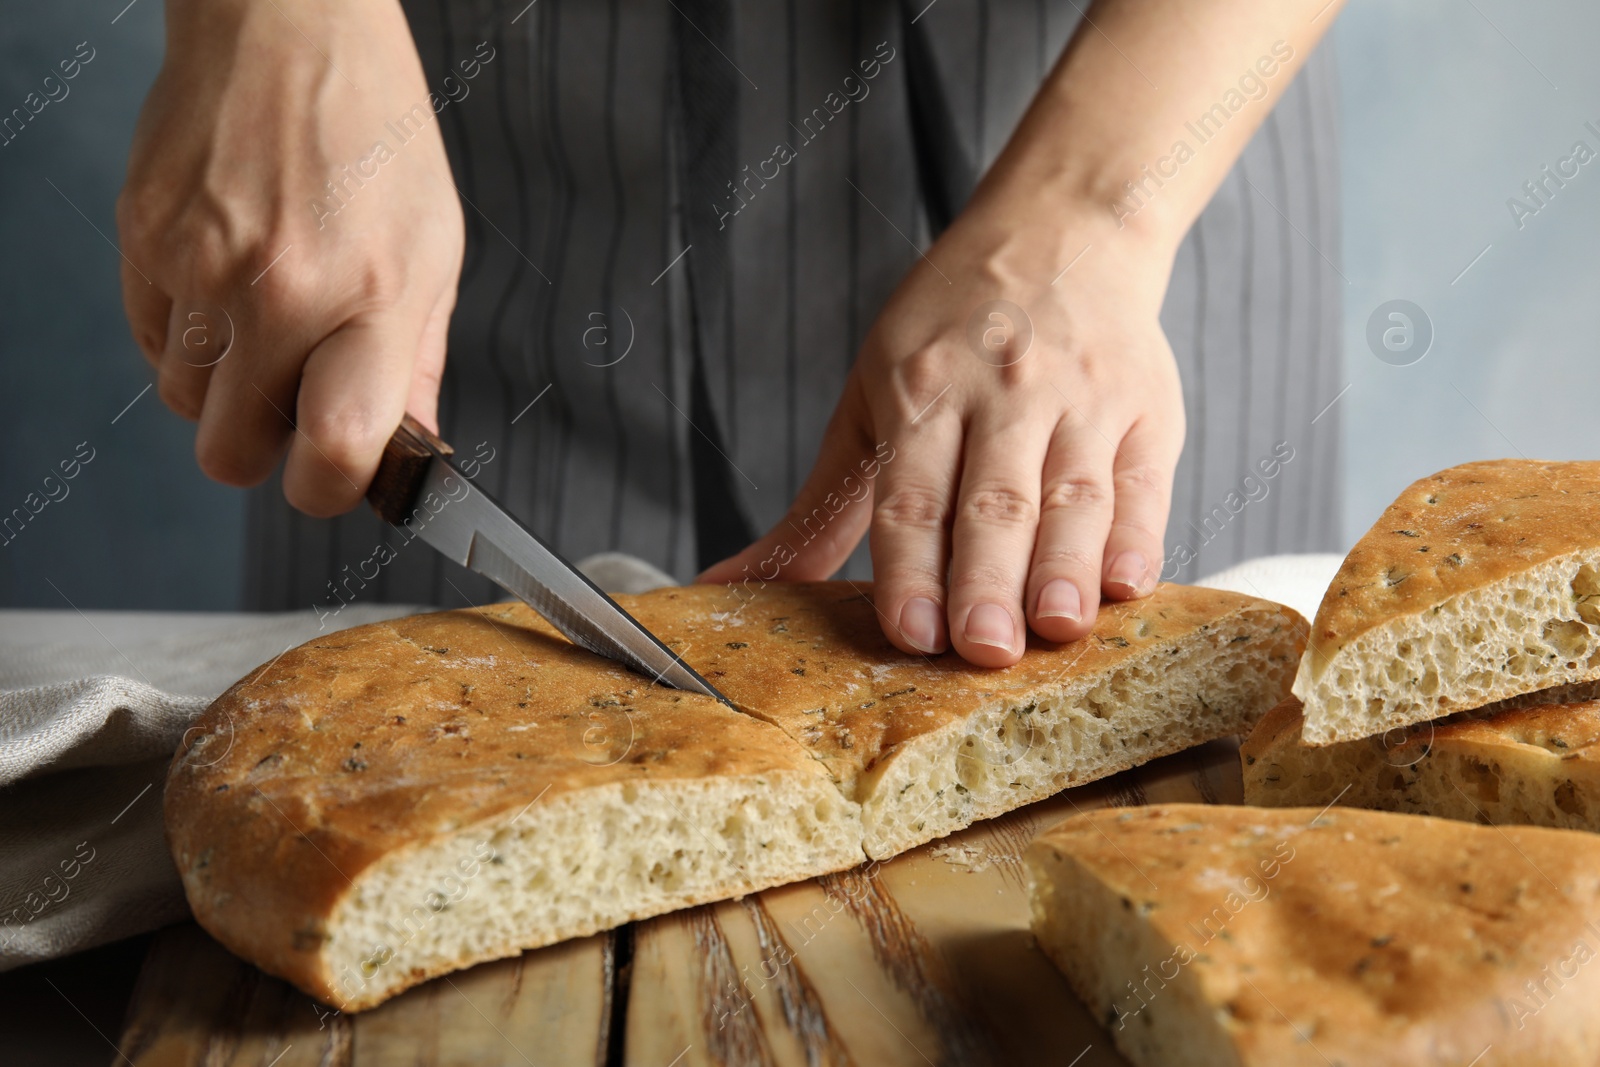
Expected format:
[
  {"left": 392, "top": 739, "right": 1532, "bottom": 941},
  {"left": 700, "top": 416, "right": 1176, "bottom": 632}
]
[
  {"left": 1293, "top": 460, "right": 1600, "bottom": 745},
  {"left": 166, "top": 606, "right": 864, "bottom": 1011},
  {"left": 1244, "top": 694, "right": 1600, "bottom": 830},
  {"left": 624, "top": 582, "right": 1304, "bottom": 857},
  {"left": 1029, "top": 802, "right": 1600, "bottom": 1067},
  {"left": 166, "top": 582, "right": 1303, "bottom": 1010}
]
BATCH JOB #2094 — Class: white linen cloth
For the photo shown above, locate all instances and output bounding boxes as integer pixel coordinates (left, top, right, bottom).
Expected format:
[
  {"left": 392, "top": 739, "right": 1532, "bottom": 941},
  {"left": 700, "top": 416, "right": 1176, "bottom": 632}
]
[{"left": 0, "top": 553, "right": 1337, "bottom": 968}]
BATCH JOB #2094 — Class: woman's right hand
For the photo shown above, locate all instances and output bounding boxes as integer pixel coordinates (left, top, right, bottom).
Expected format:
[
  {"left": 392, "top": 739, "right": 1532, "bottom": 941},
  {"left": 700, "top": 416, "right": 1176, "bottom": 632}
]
[{"left": 117, "top": 0, "right": 463, "bottom": 516}]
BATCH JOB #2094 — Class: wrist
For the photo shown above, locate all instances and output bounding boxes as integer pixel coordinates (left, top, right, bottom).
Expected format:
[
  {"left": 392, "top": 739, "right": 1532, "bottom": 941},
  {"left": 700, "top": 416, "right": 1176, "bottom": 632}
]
[{"left": 942, "top": 182, "right": 1176, "bottom": 308}]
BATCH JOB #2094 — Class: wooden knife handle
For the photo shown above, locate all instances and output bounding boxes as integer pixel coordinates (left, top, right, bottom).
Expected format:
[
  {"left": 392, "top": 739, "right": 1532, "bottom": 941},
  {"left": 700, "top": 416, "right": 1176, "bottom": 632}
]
[{"left": 367, "top": 414, "right": 455, "bottom": 525}]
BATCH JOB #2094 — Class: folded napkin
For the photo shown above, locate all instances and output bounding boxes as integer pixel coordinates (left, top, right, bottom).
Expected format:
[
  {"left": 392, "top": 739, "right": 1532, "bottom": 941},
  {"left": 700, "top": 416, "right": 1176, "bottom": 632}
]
[{"left": 0, "top": 553, "right": 1338, "bottom": 969}]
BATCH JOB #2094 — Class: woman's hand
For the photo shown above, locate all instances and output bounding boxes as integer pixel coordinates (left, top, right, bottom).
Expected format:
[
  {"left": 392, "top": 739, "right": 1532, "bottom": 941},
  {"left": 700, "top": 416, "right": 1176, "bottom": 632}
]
[
  {"left": 117, "top": 0, "right": 462, "bottom": 516},
  {"left": 704, "top": 0, "right": 1341, "bottom": 666},
  {"left": 700, "top": 202, "right": 1184, "bottom": 667}
]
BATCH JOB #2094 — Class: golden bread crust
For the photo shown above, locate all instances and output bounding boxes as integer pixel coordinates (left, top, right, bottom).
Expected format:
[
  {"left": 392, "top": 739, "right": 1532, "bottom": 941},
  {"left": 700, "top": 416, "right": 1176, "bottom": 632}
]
[
  {"left": 1030, "top": 802, "right": 1600, "bottom": 1066},
  {"left": 165, "top": 603, "right": 833, "bottom": 1002},
  {"left": 623, "top": 581, "right": 1301, "bottom": 797},
  {"left": 167, "top": 581, "right": 1302, "bottom": 1008},
  {"left": 1306, "top": 460, "right": 1600, "bottom": 664},
  {"left": 1243, "top": 694, "right": 1600, "bottom": 830}
]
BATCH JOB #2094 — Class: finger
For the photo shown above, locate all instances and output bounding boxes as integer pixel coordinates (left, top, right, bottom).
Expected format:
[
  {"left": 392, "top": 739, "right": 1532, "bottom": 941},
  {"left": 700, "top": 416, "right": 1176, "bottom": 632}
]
[
  {"left": 405, "top": 282, "right": 455, "bottom": 435},
  {"left": 157, "top": 302, "right": 221, "bottom": 421},
  {"left": 868, "top": 397, "right": 961, "bottom": 657},
  {"left": 698, "top": 376, "right": 877, "bottom": 585},
  {"left": 120, "top": 260, "right": 170, "bottom": 367},
  {"left": 1025, "top": 416, "right": 1118, "bottom": 643},
  {"left": 192, "top": 315, "right": 299, "bottom": 489},
  {"left": 944, "top": 412, "right": 1052, "bottom": 667},
  {"left": 1101, "top": 415, "right": 1181, "bottom": 600},
  {"left": 282, "top": 313, "right": 424, "bottom": 516}
]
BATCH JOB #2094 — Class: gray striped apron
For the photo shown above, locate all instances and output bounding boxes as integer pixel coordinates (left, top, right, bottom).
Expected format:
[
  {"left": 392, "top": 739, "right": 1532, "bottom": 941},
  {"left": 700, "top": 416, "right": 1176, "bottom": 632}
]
[{"left": 243, "top": 0, "right": 1343, "bottom": 612}]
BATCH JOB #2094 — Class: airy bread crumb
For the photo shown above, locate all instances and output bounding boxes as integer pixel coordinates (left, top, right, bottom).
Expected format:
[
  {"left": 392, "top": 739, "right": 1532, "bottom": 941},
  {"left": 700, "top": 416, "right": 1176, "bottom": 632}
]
[
  {"left": 1029, "top": 803, "right": 1600, "bottom": 1066},
  {"left": 1294, "top": 461, "right": 1600, "bottom": 745},
  {"left": 1243, "top": 693, "right": 1600, "bottom": 831},
  {"left": 168, "top": 582, "right": 1302, "bottom": 1010}
]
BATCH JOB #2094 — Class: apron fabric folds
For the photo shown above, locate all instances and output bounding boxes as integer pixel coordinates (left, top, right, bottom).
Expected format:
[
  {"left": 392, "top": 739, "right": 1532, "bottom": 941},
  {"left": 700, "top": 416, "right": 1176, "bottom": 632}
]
[{"left": 243, "top": 0, "right": 1343, "bottom": 612}]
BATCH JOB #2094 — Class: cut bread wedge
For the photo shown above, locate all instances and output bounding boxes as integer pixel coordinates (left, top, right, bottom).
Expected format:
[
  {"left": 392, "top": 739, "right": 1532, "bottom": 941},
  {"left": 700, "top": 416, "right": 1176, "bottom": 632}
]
[
  {"left": 1028, "top": 803, "right": 1600, "bottom": 1067},
  {"left": 1293, "top": 460, "right": 1600, "bottom": 745},
  {"left": 165, "top": 605, "right": 865, "bottom": 1011},
  {"left": 166, "top": 581, "right": 1303, "bottom": 1010},
  {"left": 1243, "top": 693, "right": 1600, "bottom": 829},
  {"left": 623, "top": 581, "right": 1304, "bottom": 857}
]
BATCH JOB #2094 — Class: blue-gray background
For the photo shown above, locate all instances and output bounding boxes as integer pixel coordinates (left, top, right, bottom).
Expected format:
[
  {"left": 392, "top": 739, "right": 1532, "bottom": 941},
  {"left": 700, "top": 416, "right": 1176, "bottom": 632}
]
[{"left": 1, "top": 0, "right": 1594, "bottom": 610}]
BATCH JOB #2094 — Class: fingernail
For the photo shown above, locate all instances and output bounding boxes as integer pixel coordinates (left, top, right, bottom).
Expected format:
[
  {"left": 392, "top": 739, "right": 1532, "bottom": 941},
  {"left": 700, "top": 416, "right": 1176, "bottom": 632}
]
[
  {"left": 899, "top": 597, "right": 943, "bottom": 653},
  {"left": 964, "top": 603, "right": 1017, "bottom": 652},
  {"left": 1107, "top": 552, "right": 1153, "bottom": 595},
  {"left": 1036, "top": 579, "right": 1082, "bottom": 621}
]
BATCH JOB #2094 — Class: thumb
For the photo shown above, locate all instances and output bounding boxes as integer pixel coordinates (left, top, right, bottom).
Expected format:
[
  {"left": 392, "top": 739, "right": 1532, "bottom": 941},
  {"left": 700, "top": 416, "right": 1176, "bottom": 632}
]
[{"left": 698, "top": 376, "right": 879, "bottom": 584}]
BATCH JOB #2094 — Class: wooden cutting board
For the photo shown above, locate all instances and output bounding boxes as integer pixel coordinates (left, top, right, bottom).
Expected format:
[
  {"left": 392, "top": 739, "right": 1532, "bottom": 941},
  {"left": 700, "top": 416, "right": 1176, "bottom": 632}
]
[{"left": 116, "top": 739, "right": 1245, "bottom": 1067}]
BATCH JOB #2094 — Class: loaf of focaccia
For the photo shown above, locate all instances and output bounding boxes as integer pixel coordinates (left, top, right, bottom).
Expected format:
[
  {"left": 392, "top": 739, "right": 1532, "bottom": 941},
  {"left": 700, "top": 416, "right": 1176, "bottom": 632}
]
[{"left": 166, "top": 582, "right": 1303, "bottom": 1009}]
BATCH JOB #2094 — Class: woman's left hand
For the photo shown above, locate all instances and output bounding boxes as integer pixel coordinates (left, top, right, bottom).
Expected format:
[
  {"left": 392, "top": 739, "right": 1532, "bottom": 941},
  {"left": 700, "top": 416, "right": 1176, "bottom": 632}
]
[{"left": 699, "top": 197, "right": 1185, "bottom": 668}]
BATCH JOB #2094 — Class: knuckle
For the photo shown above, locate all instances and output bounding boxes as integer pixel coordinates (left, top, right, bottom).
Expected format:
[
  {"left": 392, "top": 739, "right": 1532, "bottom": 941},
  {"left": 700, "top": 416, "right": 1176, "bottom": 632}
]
[
  {"left": 1033, "top": 543, "right": 1099, "bottom": 574},
  {"left": 875, "top": 486, "right": 949, "bottom": 529},
  {"left": 1053, "top": 334, "right": 1100, "bottom": 380},
  {"left": 958, "top": 485, "right": 1038, "bottom": 528},
  {"left": 1109, "top": 516, "right": 1165, "bottom": 544},
  {"left": 948, "top": 561, "right": 1020, "bottom": 597},
  {"left": 342, "top": 259, "right": 408, "bottom": 313},
  {"left": 1113, "top": 462, "right": 1171, "bottom": 497},
  {"left": 1041, "top": 474, "right": 1112, "bottom": 513},
  {"left": 177, "top": 228, "right": 235, "bottom": 290},
  {"left": 893, "top": 346, "right": 946, "bottom": 387},
  {"left": 874, "top": 561, "right": 944, "bottom": 593},
  {"left": 295, "top": 400, "right": 388, "bottom": 469},
  {"left": 888, "top": 349, "right": 953, "bottom": 421},
  {"left": 245, "top": 241, "right": 323, "bottom": 310},
  {"left": 868, "top": 553, "right": 945, "bottom": 602}
]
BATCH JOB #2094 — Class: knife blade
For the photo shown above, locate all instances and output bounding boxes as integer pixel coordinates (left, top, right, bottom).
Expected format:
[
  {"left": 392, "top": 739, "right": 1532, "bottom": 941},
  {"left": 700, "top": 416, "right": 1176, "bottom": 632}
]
[{"left": 366, "top": 415, "right": 731, "bottom": 705}]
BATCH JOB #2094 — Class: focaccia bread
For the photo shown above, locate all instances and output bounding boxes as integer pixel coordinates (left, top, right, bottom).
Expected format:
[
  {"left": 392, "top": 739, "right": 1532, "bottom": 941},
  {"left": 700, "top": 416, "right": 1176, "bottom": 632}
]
[
  {"left": 1293, "top": 460, "right": 1600, "bottom": 744},
  {"left": 165, "top": 605, "right": 864, "bottom": 1011},
  {"left": 1028, "top": 803, "right": 1600, "bottom": 1067},
  {"left": 1243, "top": 694, "right": 1600, "bottom": 829},
  {"left": 624, "top": 581, "right": 1304, "bottom": 857},
  {"left": 167, "top": 581, "right": 1303, "bottom": 1010}
]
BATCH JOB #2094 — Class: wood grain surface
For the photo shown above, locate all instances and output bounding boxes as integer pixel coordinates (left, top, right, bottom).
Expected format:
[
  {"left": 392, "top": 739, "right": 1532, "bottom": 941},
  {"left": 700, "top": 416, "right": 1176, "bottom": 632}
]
[{"left": 116, "top": 739, "right": 1246, "bottom": 1067}]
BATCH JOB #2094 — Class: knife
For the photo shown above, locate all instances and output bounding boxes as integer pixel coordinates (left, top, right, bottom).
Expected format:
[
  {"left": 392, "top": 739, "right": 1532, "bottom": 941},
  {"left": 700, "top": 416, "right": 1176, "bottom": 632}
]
[{"left": 366, "top": 414, "right": 731, "bottom": 705}]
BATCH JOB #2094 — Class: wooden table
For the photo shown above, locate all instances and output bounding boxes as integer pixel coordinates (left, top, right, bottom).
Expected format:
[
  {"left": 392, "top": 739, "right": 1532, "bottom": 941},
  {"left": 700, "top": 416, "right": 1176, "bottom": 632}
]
[{"left": 116, "top": 739, "right": 1244, "bottom": 1066}]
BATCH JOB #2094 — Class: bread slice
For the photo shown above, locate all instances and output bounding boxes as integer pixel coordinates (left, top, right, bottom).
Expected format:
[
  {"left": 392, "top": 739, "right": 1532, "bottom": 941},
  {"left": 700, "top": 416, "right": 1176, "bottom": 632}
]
[
  {"left": 622, "top": 582, "right": 1304, "bottom": 858},
  {"left": 1028, "top": 802, "right": 1600, "bottom": 1067},
  {"left": 1243, "top": 692, "right": 1600, "bottom": 829},
  {"left": 1293, "top": 460, "right": 1600, "bottom": 745},
  {"left": 164, "top": 604, "right": 865, "bottom": 1011}
]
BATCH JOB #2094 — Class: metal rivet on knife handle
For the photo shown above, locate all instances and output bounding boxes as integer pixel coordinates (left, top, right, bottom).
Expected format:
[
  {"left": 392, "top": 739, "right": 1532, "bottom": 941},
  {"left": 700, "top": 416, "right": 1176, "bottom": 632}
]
[{"left": 368, "top": 414, "right": 455, "bottom": 525}]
